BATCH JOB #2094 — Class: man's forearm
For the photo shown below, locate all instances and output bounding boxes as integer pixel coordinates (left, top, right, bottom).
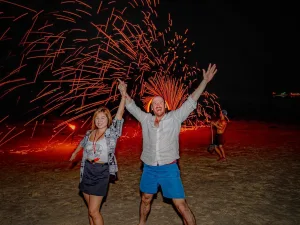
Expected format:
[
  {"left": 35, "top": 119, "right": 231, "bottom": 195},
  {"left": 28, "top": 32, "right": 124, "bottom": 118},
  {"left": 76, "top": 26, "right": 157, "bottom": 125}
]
[
  {"left": 124, "top": 92, "right": 133, "bottom": 105},
  {"left": 191, "top": 79, "right": 208, "bottom": 101},
  {"left": 212, "top": 123, "right": 219, "bottom": 129},
  {"left": 215, "top": 125, "right": 222, "bottom": 129}
]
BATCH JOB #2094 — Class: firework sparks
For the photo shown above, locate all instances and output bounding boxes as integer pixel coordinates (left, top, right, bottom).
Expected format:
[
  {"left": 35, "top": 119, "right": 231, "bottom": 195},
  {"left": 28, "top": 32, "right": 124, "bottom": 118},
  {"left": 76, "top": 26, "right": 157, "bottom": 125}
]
[
  {"left": 142, "top": 75, "right": 222, "bottom": 128},
  {"left": 31, "top": 120, "right": 38, "bottom": 138},
  {"left": 0, "top": 115, "right": 9, "bottom": 123},
  {"left": 0, "top": 0, "right": 222, "bottom": 147}
]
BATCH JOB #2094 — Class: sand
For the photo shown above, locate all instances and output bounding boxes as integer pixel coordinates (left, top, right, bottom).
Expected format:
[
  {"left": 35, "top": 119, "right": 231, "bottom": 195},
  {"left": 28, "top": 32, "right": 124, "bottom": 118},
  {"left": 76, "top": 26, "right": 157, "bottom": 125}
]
[{"left": 0, "top": 120, "right": 300, "bottom": 225}]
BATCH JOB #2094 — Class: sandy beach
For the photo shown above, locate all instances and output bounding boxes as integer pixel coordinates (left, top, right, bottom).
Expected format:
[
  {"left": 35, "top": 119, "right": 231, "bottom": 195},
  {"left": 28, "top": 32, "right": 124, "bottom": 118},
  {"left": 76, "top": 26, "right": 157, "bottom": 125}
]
[{"left": 0, "top": 120, "right": 299, "bottom": 225}]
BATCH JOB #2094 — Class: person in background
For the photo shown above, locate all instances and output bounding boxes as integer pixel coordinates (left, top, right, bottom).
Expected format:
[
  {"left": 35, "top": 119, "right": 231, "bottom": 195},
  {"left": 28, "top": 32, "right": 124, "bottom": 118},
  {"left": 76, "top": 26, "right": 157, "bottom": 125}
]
[{"left": 211, "top": 109, "right": 228, "bottom": 161}]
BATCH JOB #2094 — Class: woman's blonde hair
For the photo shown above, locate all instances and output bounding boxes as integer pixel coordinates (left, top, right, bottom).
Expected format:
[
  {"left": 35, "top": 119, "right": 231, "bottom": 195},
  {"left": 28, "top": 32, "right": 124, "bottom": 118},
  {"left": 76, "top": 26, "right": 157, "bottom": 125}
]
[{"left": 91, "top": 106, "right": 112, "bottom": 130}]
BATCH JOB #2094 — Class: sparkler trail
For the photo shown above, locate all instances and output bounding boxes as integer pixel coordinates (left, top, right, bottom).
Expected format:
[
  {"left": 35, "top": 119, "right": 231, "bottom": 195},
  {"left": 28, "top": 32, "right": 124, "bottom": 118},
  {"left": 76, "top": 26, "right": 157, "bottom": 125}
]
[{"left": 0, "top": 0, "right": 222, "bottom": 147}]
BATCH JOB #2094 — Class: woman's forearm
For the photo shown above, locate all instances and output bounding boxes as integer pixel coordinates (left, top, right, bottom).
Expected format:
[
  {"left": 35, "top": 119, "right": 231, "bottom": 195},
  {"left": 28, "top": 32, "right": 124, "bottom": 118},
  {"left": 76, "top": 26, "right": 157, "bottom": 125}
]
[{"left": 115, "top": 95, "right": 126, "bottom": 120}]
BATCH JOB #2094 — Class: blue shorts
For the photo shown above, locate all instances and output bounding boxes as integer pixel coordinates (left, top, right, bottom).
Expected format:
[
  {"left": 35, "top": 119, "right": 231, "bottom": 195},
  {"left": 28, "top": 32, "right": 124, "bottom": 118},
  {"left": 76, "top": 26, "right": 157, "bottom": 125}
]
[{"left": 140, "top": 163, "right": 185, "bottom": 199}]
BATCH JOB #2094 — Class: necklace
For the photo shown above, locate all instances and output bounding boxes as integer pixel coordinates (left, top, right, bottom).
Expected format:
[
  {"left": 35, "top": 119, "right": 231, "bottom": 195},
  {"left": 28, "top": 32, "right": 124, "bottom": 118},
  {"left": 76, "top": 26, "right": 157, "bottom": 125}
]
[{"left": 92, "top": 129, "right": 105, "bottom": 154}]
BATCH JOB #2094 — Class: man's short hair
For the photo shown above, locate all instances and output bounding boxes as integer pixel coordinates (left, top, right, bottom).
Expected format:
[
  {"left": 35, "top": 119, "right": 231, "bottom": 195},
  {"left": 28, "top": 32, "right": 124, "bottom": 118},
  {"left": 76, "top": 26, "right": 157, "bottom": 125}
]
[{"left": 221, "top": 110, "right": 228, "bottom": 116}]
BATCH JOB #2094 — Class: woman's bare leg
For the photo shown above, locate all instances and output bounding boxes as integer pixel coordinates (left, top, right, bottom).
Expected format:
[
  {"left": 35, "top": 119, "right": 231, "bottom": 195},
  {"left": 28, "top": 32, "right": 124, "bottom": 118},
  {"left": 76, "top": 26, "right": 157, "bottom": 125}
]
[
  {"left": 83, "top": 193, "right": 104, "bottom": 225},
  {"left": 83, "top": 193, "right": 94, "bottom": 225}
]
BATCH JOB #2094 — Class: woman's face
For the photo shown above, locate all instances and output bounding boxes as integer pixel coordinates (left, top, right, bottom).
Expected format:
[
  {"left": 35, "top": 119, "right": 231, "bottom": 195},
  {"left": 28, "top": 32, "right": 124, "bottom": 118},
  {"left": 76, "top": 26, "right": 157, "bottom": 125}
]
[{"left": 94, "top": 112, "right": 108, "bottom": 129}]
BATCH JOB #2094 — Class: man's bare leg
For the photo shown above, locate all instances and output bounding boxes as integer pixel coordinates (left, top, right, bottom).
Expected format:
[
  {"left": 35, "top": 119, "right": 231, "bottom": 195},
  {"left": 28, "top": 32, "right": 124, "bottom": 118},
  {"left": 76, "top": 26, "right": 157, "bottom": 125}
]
[
  {"left": 219, "top": 145, "right": 226, "bottom": 158},
  {"left": 214, "top": 146, "right": 223, "bottom": 159},
  {"left": 138, "top": 193, "right": 154, "bottom": 225},
  {"left": 173, "top": 199, "right": 196, "bottom": 225}
]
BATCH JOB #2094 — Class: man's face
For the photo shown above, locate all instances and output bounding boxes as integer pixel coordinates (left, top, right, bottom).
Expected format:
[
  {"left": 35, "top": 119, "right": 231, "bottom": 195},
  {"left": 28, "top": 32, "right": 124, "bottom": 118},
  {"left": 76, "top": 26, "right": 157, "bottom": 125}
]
[{"left": 151, "top": 96, "right": 166, "bottom": 117}]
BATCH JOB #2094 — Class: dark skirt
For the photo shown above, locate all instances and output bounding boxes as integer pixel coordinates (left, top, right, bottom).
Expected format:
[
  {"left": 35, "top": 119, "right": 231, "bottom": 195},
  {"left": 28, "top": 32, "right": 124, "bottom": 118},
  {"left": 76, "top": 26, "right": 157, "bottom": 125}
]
[{"left": 79, "top": 160, "right": 110, "bottom": 196}]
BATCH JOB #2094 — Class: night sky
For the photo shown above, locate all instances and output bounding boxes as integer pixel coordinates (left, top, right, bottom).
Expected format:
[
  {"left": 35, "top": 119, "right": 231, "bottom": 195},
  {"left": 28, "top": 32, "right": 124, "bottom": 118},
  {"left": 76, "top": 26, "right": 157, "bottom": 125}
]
[
  {"left": 0, "top": 0, "right": 299, "bottom": 121},
  {"left": 160, "top": 0, "right": 299, "bottom": 119}
]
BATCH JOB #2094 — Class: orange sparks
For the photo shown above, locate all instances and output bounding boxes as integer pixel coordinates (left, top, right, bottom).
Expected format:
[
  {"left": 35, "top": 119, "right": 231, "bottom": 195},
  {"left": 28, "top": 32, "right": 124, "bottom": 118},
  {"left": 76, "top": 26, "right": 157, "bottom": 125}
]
[
  {"left": 0, "top": 0, "right": 220, "bottom": 146},
  {"left": 68, "top": 123, "right": 76, "bottom": 131}
]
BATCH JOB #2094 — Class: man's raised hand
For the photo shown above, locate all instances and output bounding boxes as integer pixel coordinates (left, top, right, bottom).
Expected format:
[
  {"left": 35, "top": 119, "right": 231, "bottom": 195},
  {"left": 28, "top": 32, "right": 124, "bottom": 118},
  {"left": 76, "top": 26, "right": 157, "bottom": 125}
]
[{"left": 203, "top": 63, "right": 217, "bottom": 82}]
